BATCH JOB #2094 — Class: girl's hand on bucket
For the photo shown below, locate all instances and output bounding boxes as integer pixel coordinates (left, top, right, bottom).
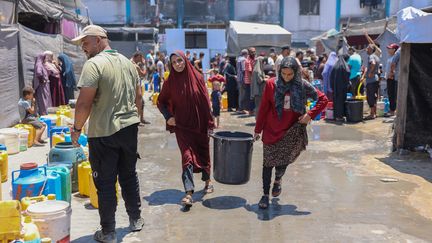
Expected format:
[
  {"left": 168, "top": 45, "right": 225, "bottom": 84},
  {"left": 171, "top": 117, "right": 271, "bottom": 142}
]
[
  {"left": 254, "top": 133, "right": 261, "bottom": 141},
  {"left": 167, "top": 117, "right": 176, "bottom": 126},
  {"left": 298, "top": 114, "right": 311, "bottom": 125}
]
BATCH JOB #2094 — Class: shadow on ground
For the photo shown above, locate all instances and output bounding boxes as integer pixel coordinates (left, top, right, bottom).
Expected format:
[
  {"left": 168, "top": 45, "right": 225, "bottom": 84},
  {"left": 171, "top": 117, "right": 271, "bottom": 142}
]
[
  {"left": 143, "top": 189, "right": 207, "bottom": 210},
  {"left": 245, "top": 198, "right": 311, "bottom": 221},
  {"left": 377, "top": 152, "right": 432, "bottom": 183},
  {"left": 202, "top": 196, "right": 310, "bottom": 221},
  {"left": 72, "top": 227, "right": 130, "bottom": 243}
]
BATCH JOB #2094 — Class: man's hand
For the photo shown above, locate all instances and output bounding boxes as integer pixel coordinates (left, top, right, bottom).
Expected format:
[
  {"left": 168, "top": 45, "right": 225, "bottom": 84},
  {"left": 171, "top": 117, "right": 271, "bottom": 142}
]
[
  {"left": 254, "top": 133, "right": 261, "bottom": 141},
  {"left": 167, "top": 117, "right": 176, "bottom": 126},
  {"left": 298, "top": 113, "right": 312, "bottom": 124},
  {"left": 70, "top": 126, "right": 81, "bottom": 147}
]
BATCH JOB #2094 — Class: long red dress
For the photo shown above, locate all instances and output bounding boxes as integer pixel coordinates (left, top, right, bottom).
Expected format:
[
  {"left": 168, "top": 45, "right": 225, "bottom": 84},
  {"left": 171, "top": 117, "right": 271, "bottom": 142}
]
[{"left": 157, "top": 51, "right": 214, "bottom": 175}]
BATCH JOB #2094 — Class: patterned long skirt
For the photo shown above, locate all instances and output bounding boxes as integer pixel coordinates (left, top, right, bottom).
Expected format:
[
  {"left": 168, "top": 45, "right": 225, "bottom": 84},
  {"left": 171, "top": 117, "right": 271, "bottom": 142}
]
[{"left": 263, "top": 123, "right": 308, "bottom": 168}]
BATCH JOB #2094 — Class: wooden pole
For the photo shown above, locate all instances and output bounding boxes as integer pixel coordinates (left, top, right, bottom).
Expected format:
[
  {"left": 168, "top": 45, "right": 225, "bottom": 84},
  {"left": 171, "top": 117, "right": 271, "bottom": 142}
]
[{"left": 395, "top": 43, "right": 411, "bottom": 150}]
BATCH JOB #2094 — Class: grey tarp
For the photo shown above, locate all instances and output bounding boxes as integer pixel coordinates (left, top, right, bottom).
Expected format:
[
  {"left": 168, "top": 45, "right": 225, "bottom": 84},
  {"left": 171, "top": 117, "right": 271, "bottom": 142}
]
[
  {"left": 0, "top": 26, "right": 20, "bottom": 127},
  {"left": 0, "top": 0, "right": 16, "bottom": 24},
  {"left": 19, "top": 24, "right": 62, "bottom": 87},
  {"left": 17, "top": 0, "right": 63, "bottom": 19},
  {"left": 63, "top": 38, "right": 86, "bottom": 80},
  {"left": 227, "top": 21, "right": 291, "bottom": 55}
]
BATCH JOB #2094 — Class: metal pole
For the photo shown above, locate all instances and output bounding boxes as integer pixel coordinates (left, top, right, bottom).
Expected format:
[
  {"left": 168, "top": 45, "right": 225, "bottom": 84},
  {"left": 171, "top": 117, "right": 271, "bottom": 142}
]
[
  {"left": 229, "top": 0, "right": 235, "bottom": 21},
  {"left": 126, "top": 0, "right": 131, "bottom": 26},
  {"left": 279, "top": 0, "right": 284, "bottom": 27},
  {"left": 177, "top": 0, "right": 184, "bottom": 29},
  {"left": 335, "top": 0, "right": 341, "bottom": 31},
  {"left": 385, "top": 0, "right": 391, "bottom": 17}
]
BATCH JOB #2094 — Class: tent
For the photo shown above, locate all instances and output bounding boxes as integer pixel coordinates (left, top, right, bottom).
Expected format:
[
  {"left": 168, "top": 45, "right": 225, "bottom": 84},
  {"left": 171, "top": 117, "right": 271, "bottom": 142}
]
[
  {"left": 394, "top": 6, "right": 432, "bottom": 150},
  {"left": 104, "top": 27, "right": 158, "bottom": 58},
  {"left": 0, "top": 0, "right": 89, "bottom": 128},
  {"left": 226, "top": 21, "right": 291, "bottom": 55}
]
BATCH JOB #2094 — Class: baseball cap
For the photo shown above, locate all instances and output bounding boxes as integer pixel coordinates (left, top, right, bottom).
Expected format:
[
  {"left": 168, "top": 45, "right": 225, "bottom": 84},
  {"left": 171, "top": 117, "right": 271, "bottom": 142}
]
[
  {"left": 281, "top": 45, "right": 291, "bottom": 50},
  {"left": 387, "top": 43, "right": 399, "bottom": 50},
  {"left": 71, "top": 25, "right": 108, "bottom": 45}
]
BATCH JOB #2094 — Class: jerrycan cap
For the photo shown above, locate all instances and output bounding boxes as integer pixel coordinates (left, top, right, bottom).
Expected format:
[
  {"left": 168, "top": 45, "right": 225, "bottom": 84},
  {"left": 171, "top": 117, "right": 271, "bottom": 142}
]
[{"left": 20, "top": 162, "right": 38, "bottom": 170}]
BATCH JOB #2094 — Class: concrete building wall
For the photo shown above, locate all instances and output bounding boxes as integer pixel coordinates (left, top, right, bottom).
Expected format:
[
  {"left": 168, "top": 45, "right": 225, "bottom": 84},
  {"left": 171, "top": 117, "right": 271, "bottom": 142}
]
[
  {"left": 283, "top": 0, "right": 336, "bottom": 44},
  {"left": 83, "top": 0, "right": 125, "bottom": 24}
]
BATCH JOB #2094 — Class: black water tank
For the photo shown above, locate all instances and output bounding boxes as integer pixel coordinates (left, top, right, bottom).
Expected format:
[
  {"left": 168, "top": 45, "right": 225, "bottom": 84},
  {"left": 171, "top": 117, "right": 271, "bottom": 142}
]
[{"left": 345, "top": 99, "right": 364, "bottom": 122}]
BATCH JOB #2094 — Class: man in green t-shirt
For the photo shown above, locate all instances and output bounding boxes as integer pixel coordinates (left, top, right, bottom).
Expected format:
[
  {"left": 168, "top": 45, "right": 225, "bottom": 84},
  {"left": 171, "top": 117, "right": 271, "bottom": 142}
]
[{"left": 71, "top": 25, "right": 144, "bottom": 243}]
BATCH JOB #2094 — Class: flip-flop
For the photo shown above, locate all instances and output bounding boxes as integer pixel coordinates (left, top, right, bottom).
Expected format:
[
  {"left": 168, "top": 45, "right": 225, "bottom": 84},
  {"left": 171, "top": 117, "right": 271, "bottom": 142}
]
[
  {"left": 258, "top": 196, "right": 269, "bottom": 209},
  {"left": 364, "top": 115, "right": 376, "bottom": 120},
  {"left": 204, "top": 184, "right": 214, "bottom": 194},
  {"left": 181, "top": 195, "right": 193, "bottom": 207},
  {"left": 272, "top": 183, "right": 282, "bottom": 197}
]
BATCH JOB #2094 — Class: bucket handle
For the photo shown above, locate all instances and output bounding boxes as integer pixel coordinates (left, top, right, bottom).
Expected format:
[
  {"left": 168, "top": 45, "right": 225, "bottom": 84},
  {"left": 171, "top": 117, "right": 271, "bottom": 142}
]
[{"left": 209, "top": 132, "right": 255, "bottom": 143}]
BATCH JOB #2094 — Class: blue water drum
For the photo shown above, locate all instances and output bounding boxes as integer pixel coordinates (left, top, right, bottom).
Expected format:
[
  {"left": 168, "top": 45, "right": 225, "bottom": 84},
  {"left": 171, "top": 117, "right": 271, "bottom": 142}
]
[
  {"left": 42, "top": 169, "right": 62, "bottom": 201},
  {"left": 48, "top": 142, "right": 86, "bottom": 192},
  {"left": 49, "top": 126, "right": 70, "bottom": 148},
  {"left": 0, "top": 144, "right": 6, "bottom": 151},
  {"left": 39, "top": 117, "right": 52, "bottom": 135},
  {"left": 12, "top": 163, "right": 47, "bottom": 200},
  {"left": 310, "top": 101, "right": 321, "bottom": 121},
  {"left": 383, "top": 98, "right": 390, "bottom": 113},
  {"left": 46, "top": 165, "right": 71, "bottom": 203}
]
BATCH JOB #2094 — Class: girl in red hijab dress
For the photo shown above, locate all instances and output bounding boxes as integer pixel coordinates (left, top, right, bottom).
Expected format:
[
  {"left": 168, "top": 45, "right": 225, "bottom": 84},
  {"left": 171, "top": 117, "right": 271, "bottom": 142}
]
[{"left": 157, "top": 51, "right": 215, "bottom": 207}]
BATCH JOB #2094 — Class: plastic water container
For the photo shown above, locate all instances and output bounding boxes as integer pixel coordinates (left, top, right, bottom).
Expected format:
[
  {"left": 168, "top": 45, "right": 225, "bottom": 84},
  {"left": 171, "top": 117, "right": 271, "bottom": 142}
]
[
  {"left": 46, "top": 166, "right": 71, "bottom": 203},
  {"left": 43, "top": 170, "right": 62, "bottom": 201},
  {"left": 325, "top": 109, "right": 334, "bottom": 120},
  {"left": 14, "top": 124, "right": 35, "bottom": 148},
  {"left": 0, "top": 135, "right": 5, "bottom": 147},
  {"left": 12, "top": 163, "right": 47, "bottom": 200},
  {"left": 40, "top": 115, "right": 58, "bottom": 127},
  {"left": 383, "top": 98, "right": 390, "bottom": 113},
  {"left": 17, "top": 129, "right": 30, "bottom": 152},
  {"left": 39, "top": 117, "right": 52, "bottom": 138},
  {"left": 0, "top": 144, "right": 6, "bottom": 151},
  {"left": 0, "top": 200, "right": 22, "bottom": 242},
  {"left": 64, "top": 133, "right": 87, "bottom": 147},
  {"left": 52, "top": 133, "right": 65, "bottom": 148},
  {"left": 48, "top": 142, "right": 86, "bottom": 192},
  {"left": 22, "top": 216, "right": 41, "bottom": 243},
  {"left": 0, "top": 128, "right": 20, "bottom": 155},
  {"left": 27, "top": 200, "right": 72, "bottom": 243},
  {"left": 152, "top": 92, "right": 159, "bottom": 105},
  {"left": 78, "top": 161, "right": 91, "bottom": 197},
  {"left": 222, "top": 94, "right": 228, "bottom": 110},
  {"left": 0, "top": 150, "right": 8, "bottom": 182},
  {"left": 377, "top": 101, "right": 385, "bottom": 117},
  {"left": 49, "top": 126, "right": 69, "bottom": 148},
  {"left": 89, "top": 173, "right": 119, "bottom": 209}
]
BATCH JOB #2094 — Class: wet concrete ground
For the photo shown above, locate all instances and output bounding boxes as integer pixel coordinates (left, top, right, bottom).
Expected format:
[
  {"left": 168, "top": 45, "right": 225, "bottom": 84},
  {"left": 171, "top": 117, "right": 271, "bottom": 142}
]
[{"left": 3, "top": 99, "right": 432, "bottom": 242}]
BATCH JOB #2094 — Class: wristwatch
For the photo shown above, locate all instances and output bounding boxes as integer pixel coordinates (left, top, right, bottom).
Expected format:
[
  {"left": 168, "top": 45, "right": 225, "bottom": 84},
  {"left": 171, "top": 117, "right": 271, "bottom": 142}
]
[{"left": 72, "top": 125, "right": 82, "bottom": 133}]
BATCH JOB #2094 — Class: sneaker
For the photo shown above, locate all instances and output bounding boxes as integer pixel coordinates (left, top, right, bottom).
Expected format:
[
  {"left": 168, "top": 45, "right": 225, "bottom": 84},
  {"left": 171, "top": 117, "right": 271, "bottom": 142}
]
[
  {"left": 129, "top": 217, "right": 145, "bottom": 232},
  {"left": 94, "top": 230, "right": 117, "bottom": 243}
]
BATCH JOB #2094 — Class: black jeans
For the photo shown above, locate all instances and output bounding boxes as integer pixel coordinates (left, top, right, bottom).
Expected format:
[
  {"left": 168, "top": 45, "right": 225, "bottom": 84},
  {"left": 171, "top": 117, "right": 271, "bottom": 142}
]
[
  {"left": 262, "top": 165, "right": 288, "bottom": 195},
  {"left": 182, "top": 164, "right": 210, "bottom": 193},
  {"left": 387, "top": 79, "right": 398, "bottom": 112},
  {"left": 88, "top": 124, "right": 141, "bottom": 233}
]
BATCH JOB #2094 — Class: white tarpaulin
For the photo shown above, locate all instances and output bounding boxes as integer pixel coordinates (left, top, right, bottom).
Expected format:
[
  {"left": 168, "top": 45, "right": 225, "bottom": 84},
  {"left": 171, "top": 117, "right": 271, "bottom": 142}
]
[
  {"left": 227, "top": 21, "right": 291, "bottom": 55},
  {"left": 0, "top": 26, "right": 21, "bottom": 127},
  {"left": 397, "top": 6, "right": 432, "bottom": 43}
]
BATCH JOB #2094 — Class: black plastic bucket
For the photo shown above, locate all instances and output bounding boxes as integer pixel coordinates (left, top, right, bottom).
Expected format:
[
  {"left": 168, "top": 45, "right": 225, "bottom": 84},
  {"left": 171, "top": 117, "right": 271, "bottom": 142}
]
[
  {"left": 211, "top": 131, "right": 254, "bottom": 185},
  {"left": 345, "top": 99, "right": 364, "bottom": 122}
]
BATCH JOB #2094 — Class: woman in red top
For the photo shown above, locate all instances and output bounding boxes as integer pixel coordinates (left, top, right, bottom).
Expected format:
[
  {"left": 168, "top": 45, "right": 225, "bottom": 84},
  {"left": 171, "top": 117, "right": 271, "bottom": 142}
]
[
  {"left": 254, "top": 56, "right": 328, "bottom": 209},
  {"left": 157, "top": 51, "right": 215, "bottom": 208}
]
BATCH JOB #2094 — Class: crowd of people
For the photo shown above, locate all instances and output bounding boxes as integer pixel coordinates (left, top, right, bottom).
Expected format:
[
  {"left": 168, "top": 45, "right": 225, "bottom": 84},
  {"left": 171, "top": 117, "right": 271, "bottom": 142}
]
[{"left": 13, "top": 23, "right": 401, "bottom": 243}]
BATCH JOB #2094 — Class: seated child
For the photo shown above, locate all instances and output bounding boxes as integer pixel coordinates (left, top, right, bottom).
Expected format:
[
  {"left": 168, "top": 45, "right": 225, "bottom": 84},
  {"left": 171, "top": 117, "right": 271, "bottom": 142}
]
[
  {"left": 18, "top": 87, "right": 47, "bottom": 146},
  {"left": 211, "top": 81, "right": 222, "bottom": 128}
]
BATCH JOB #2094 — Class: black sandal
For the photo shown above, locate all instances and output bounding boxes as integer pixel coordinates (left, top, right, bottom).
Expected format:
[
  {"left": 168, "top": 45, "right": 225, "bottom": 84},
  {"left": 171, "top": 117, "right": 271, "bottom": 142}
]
[
  {"left": 272, "top": 182, "right": 282, "bottom": 197},
  {"left": 258, "top": 196, "right": 269, "bottom": 209}
]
